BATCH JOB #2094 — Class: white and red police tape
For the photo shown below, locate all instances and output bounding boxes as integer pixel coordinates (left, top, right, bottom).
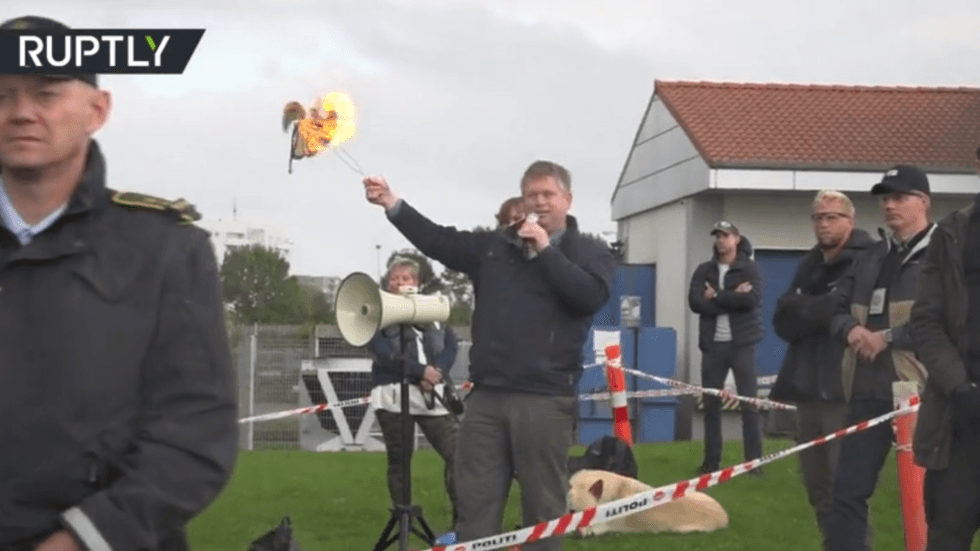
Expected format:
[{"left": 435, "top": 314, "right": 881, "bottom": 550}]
[
  {"left": 238, "top": 362, "right": 775, "bottom": 424},
  {"left": 619, "top": 367, "right": 796, "bottom": 411},
  {"left": 237, "top": 386, "right": 687, "bottom": 424},
  {"left": 411, "top": 396, "right": 920, "bottom": 551},
  {"left": 238, "top": 396, "right": 373, "bottom": 424},
  {"left": 578, "top": 388, "right": 690, "bottom": 401}
]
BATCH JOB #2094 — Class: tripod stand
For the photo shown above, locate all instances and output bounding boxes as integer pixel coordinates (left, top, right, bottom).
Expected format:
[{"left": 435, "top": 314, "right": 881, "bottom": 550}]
[{"left": 371, "top": 324, "right": 437, "bottom": 551}]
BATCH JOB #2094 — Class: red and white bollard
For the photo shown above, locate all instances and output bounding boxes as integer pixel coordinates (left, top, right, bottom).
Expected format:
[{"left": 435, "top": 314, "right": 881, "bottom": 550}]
[
  {"left": 893, "top": 381, "right": 927, "bottom": 551},
  {"left": 605, "top": 344, "right": 634, "bottom": 448}
]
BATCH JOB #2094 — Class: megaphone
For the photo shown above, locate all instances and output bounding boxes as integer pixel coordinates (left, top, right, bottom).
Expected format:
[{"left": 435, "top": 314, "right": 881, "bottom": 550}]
[{"left": 334, "top": 271, "right": 452, "bottom": 347}]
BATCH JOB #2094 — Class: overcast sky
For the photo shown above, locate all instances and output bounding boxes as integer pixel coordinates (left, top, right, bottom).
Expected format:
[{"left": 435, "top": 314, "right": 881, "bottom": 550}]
[{"left": 5, "top": 0, "right": 980, "bottom": 278}]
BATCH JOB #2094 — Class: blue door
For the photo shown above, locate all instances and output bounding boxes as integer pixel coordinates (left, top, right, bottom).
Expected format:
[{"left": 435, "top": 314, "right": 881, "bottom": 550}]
[
  {"left": 591, "top": 264, "right": 656, "bottom": 327},
  {"left": 754, "top": 250, "right": 806, "bottom": 377}
]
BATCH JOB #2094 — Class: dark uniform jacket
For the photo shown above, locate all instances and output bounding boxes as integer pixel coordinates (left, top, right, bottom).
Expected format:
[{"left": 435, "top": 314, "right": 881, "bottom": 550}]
[
  {"left": 771, "top": 229, "right": 875, "bottom": 402},
  {"left": 829, "top": 223, "right": 936, "bottom": 402},
  {"left": 385, "top": 201, "right": 615, "bottom": 396},
  {"left": 911, "top": 200, "right": 977, "bottom": 469},
  {"left": 688, "top": 236, "right": 763, "bottom": 351},
  {"left": 0, "top": 141, "right": 239, "bottom": 551}
]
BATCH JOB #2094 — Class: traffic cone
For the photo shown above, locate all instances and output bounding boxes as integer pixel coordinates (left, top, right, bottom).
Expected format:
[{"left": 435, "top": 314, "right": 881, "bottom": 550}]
[
  {"left": 605, "top": 344, "right": 633, "bottom": 447},
  {"left": 893, "top": 381, "right": 927, "bottom": 551}
]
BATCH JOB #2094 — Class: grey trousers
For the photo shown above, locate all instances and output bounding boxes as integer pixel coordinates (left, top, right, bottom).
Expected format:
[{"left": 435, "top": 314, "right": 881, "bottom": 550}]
[
  {"left": 796, "top": 400, "right": 848, "bottom": 548},
  {"left": 454, "top": 386, "right": 577, "bottom": 551},
  {"left": 376, "top": 410, "right": 459, "bottom": 528}
]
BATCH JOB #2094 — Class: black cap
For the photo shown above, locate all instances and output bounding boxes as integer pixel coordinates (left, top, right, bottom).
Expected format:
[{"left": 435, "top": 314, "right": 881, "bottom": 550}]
[
  {"left": 710, "top": 220, "right": 739, "bottom": 236},
  {"left": 870, "top": 165, "right": 930, "bottom": 197},
  {"left": 0, "top": 15, "right": 98, "bottom": 88}
]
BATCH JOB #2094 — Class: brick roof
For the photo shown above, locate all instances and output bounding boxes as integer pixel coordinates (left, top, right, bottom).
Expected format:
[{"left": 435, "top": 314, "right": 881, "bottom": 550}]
[{"left": 655, "top": 80, "right": 980, "bottom": 172}]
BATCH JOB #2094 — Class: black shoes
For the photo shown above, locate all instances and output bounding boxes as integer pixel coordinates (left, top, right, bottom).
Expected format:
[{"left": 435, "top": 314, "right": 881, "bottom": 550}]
[{"left": 695, "top": 462, "right": 719, "bottom": 476}]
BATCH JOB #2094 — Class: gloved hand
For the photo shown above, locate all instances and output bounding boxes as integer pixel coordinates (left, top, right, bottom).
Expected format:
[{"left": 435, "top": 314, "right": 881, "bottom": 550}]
[{"left": 952, "top": 382, "right": 980, "bottom": 435}]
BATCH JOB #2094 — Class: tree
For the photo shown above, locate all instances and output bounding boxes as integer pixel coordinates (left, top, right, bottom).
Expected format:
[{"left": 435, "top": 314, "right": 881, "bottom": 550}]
[
  {"left": 441, "top": 268, "right": 474, "bottom": 308},
  {"left": 441, "top": 268, "right": 474, "bottom": 325},
  {"left": 219, "top": 244, "right": 309, "bottom": 324},
  {"left": 581, "top": 231, "right": 610, "bottom": 249},
  {"left": 298, "top": 284, "right": 335, "bottom": 324}
]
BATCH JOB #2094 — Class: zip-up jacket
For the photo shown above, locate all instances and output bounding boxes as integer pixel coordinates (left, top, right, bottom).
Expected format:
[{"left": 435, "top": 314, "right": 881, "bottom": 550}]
[
  {"left": 385, "top": 200, "right": 615, "bottom": 396},
  {"left": 688, "top": 236, "right": 763, "bottom": 351},
  {"left": 911, "top": 199, "right": 977, "bottom": 469},
  {"left": 830, "top": 223, "right": 936, "bottom": 401},
  {"left": 367, "top": 323, "right": 458, "bottom": 387},
  {"left": 770, "top": 229, "right": 875, "bottom": 402}
]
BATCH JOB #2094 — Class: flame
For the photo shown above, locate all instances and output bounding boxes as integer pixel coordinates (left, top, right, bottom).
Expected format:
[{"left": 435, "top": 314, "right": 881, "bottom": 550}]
[{"left": 291, "top": 91, "right": 357, "bottom": 158}]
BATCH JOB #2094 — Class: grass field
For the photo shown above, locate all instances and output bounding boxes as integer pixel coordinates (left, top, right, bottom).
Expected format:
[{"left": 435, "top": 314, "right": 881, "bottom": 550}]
[{"left": 186, "top": 438, "right": 974, "bottom": 551}]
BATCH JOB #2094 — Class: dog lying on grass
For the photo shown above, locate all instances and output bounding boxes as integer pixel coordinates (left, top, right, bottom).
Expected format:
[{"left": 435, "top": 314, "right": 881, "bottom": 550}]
[{"left": 566, "top": 469, "right": 729, "bottom": 537}]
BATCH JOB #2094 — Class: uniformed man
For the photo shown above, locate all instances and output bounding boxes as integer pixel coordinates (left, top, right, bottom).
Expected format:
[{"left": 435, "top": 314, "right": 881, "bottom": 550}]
[{"left": 0, "top": 15, "right": 238, "bottom": 551}]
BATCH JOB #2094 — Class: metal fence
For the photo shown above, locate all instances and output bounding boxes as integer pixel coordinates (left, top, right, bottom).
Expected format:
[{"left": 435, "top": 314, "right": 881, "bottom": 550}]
[
  {"left": 234, "top": 323, "right": 471, "bottom": 452},
  {"left": 233, "top": 324, "right": 314, "bottom": 450}
]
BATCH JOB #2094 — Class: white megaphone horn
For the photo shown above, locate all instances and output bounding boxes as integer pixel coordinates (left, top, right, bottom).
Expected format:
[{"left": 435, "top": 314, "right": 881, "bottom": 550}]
[{"left": 334, "top": 271, "right": 452, "bottom": 347}]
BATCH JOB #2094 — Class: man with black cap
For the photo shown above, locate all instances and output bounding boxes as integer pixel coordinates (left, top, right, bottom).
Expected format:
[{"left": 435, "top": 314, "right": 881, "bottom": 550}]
[
  {"left": 0, "top": 15, "right": 238, "bottom": 551},
  {"left": 688, "top": 220, "right": 764, "bottom": 477},
  {"left": 910, "top": 145, "right": 980, "bottom": 550},
  {"left": 825, "top": 165, "right": 936, "bottom": 551}
]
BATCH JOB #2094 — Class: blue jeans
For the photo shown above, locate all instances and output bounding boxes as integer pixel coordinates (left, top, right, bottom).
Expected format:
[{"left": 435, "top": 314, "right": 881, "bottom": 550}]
[{"left": 826, "top": 398, "right": 892, "bottom": 551}]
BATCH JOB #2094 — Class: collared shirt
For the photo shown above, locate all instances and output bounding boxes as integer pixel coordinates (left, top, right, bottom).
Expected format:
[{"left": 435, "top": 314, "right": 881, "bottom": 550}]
[
  {"left": 549, "top": 229, "right": 565, "bottom": 247},
  {"left": 0, "top": 177, "right": 68, "bottom": 245}
]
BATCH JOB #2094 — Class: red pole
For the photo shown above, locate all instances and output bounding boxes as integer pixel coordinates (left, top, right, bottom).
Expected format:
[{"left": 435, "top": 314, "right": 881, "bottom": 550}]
[
  {"left": 605, "top": 344, "right": 633, "bottom": 447},
  {"left": 893, "top": 381, "right": 927, "bottom": 551}
]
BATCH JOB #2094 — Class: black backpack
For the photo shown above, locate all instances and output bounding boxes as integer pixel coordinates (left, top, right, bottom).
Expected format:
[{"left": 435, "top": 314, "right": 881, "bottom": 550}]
[
  {"left": 247, "top": 517, "right": 304, "bottom": 551},
  {"left": 568, "top": 435, "right": 639, "bottom": 479}
]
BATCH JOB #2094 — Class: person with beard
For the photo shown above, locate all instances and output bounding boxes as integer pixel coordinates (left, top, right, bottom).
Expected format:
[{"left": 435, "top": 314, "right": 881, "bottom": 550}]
[
  {"left": 770, "top": 190, "right": 874, "bottom": 548},
  {"left": 826, "top": 165, "right": 937, "bottom": 551},
  {"left": 688, "top": 220, "right": 764, "bottom": 477}
]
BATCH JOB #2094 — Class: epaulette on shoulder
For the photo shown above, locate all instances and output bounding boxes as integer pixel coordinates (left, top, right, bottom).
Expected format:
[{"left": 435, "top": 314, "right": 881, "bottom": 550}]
[{"left": 110, "top": 191, "right": 202, "bottom": 224}]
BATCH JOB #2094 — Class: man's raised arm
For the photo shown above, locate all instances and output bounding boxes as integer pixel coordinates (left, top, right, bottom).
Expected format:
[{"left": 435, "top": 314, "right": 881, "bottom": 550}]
[{"left": 363, "top": 175, "right": 486, "bottom": 275}]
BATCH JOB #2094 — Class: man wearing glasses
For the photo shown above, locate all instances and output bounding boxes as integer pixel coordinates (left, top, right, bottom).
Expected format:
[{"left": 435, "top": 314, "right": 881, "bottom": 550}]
[
  {"left": 771, "top": 190, "right": 873, "bottom": 548},
  {"left": 826, "top": 166, "right": 936, "bottom": 551}
]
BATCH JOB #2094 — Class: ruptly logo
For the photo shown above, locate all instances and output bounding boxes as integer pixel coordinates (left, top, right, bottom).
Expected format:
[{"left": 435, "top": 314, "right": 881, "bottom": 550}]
[{"left": 0, "top": 29, "right": 205, "bottom": 74}]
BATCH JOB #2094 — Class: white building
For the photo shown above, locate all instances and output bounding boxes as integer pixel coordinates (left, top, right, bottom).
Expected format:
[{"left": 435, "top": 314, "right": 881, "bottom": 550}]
[
  {"left": 612, "top": 80, "right": 980, "bottom": 408},
  {"left": 198, "top": 219, "right": 295, "bottom": 267}
]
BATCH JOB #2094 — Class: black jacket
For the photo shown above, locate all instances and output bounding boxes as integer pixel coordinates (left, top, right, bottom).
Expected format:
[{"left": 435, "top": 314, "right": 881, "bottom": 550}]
[
  {"left": 770, "top": 229, "right": 875, "bottom": 402},
  {"left": 386, "top": 201, "right": 615, "bottom": 396},
  {"left": 0, "top": 141, "right": 238, "bottom": 551},
  {"left": 367, "top": 323, "right": 458, "bottom": 387},
  {"left": 688, "top": 236, "right": 763, "bottom": 351},
  {"left": 830, "top": 223, "right": 936, "bottom": 401},
  {"left": 911, "top": 198, "right": 977, "bottom": 469}
]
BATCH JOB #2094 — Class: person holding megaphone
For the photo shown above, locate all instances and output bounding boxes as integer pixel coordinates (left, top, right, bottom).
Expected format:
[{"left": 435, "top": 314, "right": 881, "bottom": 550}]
[{"left": 366, "top": 257, "right": 461, "bottom": 532}]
